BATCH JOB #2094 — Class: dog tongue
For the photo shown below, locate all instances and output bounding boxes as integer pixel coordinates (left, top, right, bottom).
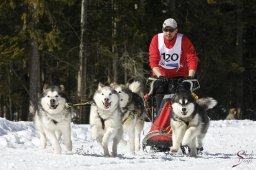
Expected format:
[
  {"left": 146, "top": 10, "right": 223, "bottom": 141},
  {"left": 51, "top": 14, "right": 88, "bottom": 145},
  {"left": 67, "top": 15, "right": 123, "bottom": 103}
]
[
  {"left": 103, "top": 101, "right": 111, "bottom": 108},
  {"left": 182, "top": 112, "right": 187, "bottom": 115},
  {"left": 50, "top": 104, "right": 58, "bottom": 109}
]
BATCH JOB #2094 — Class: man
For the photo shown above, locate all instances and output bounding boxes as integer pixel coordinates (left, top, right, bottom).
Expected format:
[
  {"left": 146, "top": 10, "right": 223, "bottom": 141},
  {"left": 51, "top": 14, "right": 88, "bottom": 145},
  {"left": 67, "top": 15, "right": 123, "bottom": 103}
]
[{"left": 149, "top": 18, "right": 198, "bottom": 113}]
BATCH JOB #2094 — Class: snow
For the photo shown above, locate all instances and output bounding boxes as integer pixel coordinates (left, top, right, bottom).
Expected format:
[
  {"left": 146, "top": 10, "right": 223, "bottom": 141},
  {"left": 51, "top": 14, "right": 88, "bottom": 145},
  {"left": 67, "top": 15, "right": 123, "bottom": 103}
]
[{"left": 0, "top": 117, "right": 255, "bottom": 170}]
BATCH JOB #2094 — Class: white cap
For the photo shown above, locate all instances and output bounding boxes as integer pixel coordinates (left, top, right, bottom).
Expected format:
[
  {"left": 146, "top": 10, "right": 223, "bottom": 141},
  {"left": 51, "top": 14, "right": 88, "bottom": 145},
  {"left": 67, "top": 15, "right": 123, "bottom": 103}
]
[{"left": 163, "top": 18, "right": 177, "bottom": 29}]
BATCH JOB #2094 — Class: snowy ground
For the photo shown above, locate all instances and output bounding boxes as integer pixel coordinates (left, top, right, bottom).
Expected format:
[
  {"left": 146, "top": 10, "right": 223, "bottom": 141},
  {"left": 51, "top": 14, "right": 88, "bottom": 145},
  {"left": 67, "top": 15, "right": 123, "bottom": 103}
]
[{"left": 0, "top": 117, "right": 255, "bottom": 170}]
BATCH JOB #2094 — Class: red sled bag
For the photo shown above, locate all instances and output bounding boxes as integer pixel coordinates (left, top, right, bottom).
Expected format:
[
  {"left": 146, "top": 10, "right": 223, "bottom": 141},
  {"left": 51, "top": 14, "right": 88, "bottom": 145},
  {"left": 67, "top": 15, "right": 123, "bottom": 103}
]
[{"left": 142, "top": 96, "right": 172, "bottom": 152}]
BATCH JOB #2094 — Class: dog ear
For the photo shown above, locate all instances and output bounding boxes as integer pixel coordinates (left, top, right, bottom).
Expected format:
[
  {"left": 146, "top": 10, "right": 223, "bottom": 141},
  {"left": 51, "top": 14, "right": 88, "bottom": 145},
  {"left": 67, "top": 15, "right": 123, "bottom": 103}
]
[
  {"left": 98, "top": 83, "right": 104, "bottom": 90},
  {"left": 171, "top": 94, "right": 176, "bottom": 103},
  {"left": 60, "top": 85, "right": 65, "bottom": 92},
  {"left": 125, "top": 82, "right": 130, "bottom": 88},
  {"left": 43, "top": 84, "right": 48, "bottom": 93},
  {"left": 110, "top": 82, "right": 117, "bottom": 88}
]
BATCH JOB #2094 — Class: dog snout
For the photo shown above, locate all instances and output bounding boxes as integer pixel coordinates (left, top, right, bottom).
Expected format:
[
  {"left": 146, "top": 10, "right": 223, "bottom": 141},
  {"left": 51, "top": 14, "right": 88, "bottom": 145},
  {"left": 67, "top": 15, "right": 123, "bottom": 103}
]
[
  {"left": 182, "top": 107, "right": 186, "bottom": 112},
  {"left": 104, "top": 98, "right": 109, "bottom": 102},
  {"left": 50, "top": 99, "right": 56, "bottom": 104}
]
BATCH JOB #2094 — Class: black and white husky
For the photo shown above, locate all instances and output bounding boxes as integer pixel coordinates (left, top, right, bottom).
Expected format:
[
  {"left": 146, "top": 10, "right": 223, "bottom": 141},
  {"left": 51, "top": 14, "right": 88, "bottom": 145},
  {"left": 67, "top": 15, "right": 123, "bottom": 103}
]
[
  {"left": 112, "top": 81, "right": 145, "bottom": 154},
  {"left": 89, "top": 83, "right": 123, "bottom": 157},
  {"left": 170, "top": 89, "right": 217, "bottom": 157},
  {"left": 34, "top": 85, "right": 72, "bottom": 154}
]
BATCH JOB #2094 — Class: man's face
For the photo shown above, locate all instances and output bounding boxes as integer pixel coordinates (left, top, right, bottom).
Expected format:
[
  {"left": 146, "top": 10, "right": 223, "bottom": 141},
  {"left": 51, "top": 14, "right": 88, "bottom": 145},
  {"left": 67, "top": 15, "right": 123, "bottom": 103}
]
[{"left": 163, "top": 26, "right": 177, "bottom": 40}]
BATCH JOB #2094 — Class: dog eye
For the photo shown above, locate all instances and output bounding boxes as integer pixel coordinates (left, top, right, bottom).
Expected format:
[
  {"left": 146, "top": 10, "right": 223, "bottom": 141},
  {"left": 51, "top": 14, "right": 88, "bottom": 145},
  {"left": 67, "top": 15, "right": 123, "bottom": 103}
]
[
  {"left": 109, "top": 93, "right": 112, "bottom": 95},
  {"left": 55, "top": 95, "right": 58, "bottom": 98}
]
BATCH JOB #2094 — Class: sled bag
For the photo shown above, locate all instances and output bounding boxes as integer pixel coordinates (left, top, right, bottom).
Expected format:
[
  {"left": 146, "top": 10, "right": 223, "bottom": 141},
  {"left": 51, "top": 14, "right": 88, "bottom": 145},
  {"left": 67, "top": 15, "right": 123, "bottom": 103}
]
[{"left": 143, "top": 100, "right": 172, "bottom": 151}]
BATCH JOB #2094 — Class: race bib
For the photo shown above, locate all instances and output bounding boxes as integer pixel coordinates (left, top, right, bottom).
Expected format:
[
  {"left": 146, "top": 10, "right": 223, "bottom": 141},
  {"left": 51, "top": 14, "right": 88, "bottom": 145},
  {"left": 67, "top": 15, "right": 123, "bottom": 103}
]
[{"left": 158, "top": 33, "right": 183, "bottom": 69}]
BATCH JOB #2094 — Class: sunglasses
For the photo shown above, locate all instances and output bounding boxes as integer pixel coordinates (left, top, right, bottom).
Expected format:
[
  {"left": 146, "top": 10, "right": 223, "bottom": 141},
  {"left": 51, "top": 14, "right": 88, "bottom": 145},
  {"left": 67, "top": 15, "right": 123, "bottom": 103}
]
[{"left": 163, "top": 28, "right": 176, "bottom": 32}]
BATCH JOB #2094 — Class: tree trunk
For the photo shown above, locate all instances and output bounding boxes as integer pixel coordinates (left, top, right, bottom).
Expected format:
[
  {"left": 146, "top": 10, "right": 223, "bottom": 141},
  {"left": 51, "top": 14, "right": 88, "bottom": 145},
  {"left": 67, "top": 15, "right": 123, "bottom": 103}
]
[
  {"left": 24, "top": 1, "right": 41, "bottom": 121},
  {"left": 8, "top": 65, "right": 12, "bottom": 120},
  {"left": 112, "top": 0, "right": 118, "bottom": 83},
  {"left": 77, "top": 0, "right": 88, "bottom": 123},
  {"left": 28, "top": 39, "right": 40, "bottom": 121},
  {"left": 235, "top": 0, "right": 244, "bottom": 118}
]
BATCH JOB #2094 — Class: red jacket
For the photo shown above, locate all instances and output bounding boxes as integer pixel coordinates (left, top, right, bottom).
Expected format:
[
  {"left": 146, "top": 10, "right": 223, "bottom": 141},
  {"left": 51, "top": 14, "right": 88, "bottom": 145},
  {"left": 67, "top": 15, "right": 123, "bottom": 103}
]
[{"left": 149, "top": 33, "right": 198, "bottom": 78}]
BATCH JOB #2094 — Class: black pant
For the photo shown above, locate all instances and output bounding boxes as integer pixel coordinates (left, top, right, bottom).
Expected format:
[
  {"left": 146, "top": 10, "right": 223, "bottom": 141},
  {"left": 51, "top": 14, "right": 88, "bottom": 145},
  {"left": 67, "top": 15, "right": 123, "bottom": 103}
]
[
  {"left": 154, "top": 94, "right": 164, "bottom": 115},
  {"left": 154, "top": 82, "right": 168, "bottom": 115}
]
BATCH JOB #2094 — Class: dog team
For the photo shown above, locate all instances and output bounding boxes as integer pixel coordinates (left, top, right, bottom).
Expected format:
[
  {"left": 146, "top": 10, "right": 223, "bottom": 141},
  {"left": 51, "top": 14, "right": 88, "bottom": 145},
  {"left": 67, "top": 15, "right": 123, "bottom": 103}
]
[{"left": 34, "top": 80, "right": 217, "bottom": 157}]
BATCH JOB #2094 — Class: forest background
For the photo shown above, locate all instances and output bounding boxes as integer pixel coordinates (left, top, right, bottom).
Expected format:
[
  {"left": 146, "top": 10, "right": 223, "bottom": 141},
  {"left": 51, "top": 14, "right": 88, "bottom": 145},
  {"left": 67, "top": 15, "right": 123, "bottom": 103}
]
[{"left": 0, "top": 0, "right": 255, "bottom": 123}]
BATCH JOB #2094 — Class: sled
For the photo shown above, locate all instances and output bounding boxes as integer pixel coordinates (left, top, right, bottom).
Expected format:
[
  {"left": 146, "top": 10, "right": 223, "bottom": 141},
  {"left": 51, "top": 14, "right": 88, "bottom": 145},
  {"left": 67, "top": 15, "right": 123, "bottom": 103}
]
[{"left": 142, "top": 77, "right": 200, "bottom": 152}]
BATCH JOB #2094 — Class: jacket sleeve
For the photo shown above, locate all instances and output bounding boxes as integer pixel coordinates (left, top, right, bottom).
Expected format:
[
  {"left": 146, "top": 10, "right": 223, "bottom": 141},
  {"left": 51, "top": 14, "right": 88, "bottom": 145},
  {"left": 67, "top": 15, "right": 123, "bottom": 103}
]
[
  {"left": 182, "top": 36, "right": 198, "bottom": 71},
  {"left": 149, "top": 35, "right": 160, "bottom": 69}
]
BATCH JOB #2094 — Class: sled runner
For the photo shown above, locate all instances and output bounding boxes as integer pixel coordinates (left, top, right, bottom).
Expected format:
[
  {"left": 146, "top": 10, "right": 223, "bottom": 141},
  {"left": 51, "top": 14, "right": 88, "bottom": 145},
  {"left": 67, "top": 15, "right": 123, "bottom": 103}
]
[{"left": 142, "top": 77, "right": 200, "bottom": 152}]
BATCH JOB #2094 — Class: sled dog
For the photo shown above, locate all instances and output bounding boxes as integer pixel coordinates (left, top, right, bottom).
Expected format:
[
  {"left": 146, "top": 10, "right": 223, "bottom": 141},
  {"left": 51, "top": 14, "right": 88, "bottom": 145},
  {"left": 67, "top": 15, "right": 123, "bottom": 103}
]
[
  {"left": 170, "top": 89, "right": 217, "bottom": 157},
  {"left": 112, "top": 81, "right": 145, "bottom": 154},
  {"left": 90, "top": 83, "right": 123, "bottom": 157},
  {"left": 34, "top": 85, "right": 72, "bottom": 154}
]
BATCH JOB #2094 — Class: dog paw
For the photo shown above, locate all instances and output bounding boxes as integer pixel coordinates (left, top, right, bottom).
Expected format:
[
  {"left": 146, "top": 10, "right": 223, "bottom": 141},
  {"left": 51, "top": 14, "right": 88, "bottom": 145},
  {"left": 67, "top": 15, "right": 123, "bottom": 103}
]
[
  {"left": 170, "top": 147, "right": 178, "bottom": 153},
  {"left": 197, "top": 147, "right": 204, "bottom": 154},
  {"left": 54, "top": 150, "right": 61, "bottom": 154},
  {"left": 64, "top": 150, "right": 73, "bottom": 155},
  {"left": 104, "top": 153, "right": 110, "bottom": 157},
  {"left": 180, "top": 145, "right": 191, "bottom": 155},
  {"left": 120, "top": 139, "right": 127, "bottom": 146}
]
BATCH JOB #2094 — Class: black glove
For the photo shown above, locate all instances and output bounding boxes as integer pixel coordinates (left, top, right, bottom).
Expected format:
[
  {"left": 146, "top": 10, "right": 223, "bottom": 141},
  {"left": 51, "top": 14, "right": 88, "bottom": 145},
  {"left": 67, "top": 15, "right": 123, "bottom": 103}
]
[
  {"left": 159, "top": 76, "right": 168, "bottom": 84},
  {"left": 184, "top": 76, "right": 194, "bottom": 80}
]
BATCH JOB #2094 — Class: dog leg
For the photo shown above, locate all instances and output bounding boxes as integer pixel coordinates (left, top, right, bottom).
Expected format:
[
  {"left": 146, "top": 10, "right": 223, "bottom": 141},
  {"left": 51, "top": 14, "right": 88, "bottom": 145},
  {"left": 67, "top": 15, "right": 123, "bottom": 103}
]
[
  {"left": 39, "top": 132, "right": 47, "bottom": 149},
  {"left": 55, "top": 130, "right": 62, "bottom": 141},
  {"left": 45, "top": 130, "right": 61, "bottom": 154},
  {"left": 91, "top": 125, "right": 103, "bottom": 143},
  {"left": 112, "top": 128, "right": 122, "bottom": 157},
  {"left": 181, "top": 127, "right": 198, "bottom": 150},
  {"left": 196, "top": 133, "right": 206, "bottom": 153},
  {"left": 62, "top": 125, "right": 72, "bottom": 152},
  {"left": 196, "top": 133, "right": 205, "bottom": 148},
  {"left": 171, "top": 122, "right": 187, "bottom": 153},
  {"left": 112, "top": 137, "right": 118, "bottom": 157},
  {"left": 189, "top": 138, "right": 197, "bottom": 157},
  {"left": 135, "top": 119, "right": 144, "bottom": 153},
  {"left": 102, "top": 128, "right": 117, "bottom": 157},
  {"left": 127, "top": 126, "right": 135, "bottom": 154}
]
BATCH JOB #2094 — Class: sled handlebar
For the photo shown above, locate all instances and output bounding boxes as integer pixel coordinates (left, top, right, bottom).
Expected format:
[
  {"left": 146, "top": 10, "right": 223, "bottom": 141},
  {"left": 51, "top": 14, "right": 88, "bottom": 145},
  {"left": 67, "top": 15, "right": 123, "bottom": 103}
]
[{"left": 147, "top": 77, "right": 200, "bottom": 92}]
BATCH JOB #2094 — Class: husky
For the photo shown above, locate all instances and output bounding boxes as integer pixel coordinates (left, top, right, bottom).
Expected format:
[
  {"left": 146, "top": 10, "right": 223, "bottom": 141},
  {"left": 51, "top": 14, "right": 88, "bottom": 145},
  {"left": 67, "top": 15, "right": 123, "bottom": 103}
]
[
  {"left": 112, "top": 81, "right": 145, "bottom": 154},
  {"left": 34, "top": 85, "right": 72, "bottom": 154},
  {"left": 89, "top": 83, "right": 123, "bottom": 157},
  {"left": 170, "top": 89, "right": 217, "bottom": 157}
]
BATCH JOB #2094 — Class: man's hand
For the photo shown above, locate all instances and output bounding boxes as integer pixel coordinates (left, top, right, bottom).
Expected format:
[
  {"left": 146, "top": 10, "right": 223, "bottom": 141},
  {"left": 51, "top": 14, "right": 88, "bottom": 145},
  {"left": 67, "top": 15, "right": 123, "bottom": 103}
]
[{"left": 159, "top": 76, "right": 168, "bottom": 84}]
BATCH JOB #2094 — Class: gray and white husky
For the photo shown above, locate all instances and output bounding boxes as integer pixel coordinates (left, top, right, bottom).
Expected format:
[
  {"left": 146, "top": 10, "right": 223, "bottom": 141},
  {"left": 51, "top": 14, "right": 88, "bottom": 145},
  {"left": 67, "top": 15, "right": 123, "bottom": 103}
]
[
  {"left": 89, "top": 83, "right": 123, "bottom": 157},
  {"left": 170, "top": 89, "right": 217, "bottom": 157},
  {"left": 112, "top": 81, "right": 145, "bottom": 154},
  {"left": 34, "top": 85, "right": 72, "bottom": 154}
]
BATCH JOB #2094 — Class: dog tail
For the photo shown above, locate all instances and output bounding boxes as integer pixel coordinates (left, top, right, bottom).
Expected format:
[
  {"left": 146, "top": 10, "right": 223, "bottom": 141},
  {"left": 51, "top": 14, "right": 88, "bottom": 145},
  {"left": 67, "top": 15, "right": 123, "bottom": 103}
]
[
  {"left": 129, "top": 81, "right": 143, "bottom": 97},
  {"left": 196, "top": 97, "right": 217, "bottom": 110}
]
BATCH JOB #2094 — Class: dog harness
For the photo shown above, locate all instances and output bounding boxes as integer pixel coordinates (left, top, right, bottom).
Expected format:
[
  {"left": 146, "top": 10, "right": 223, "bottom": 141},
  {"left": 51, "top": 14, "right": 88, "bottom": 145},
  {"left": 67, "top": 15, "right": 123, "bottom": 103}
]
[
  {"left": 120, "top": 93, "right": 144, "bottom": 124},
  {"left": 97, "top": 112, "right": 106, "bottom": 129}
]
